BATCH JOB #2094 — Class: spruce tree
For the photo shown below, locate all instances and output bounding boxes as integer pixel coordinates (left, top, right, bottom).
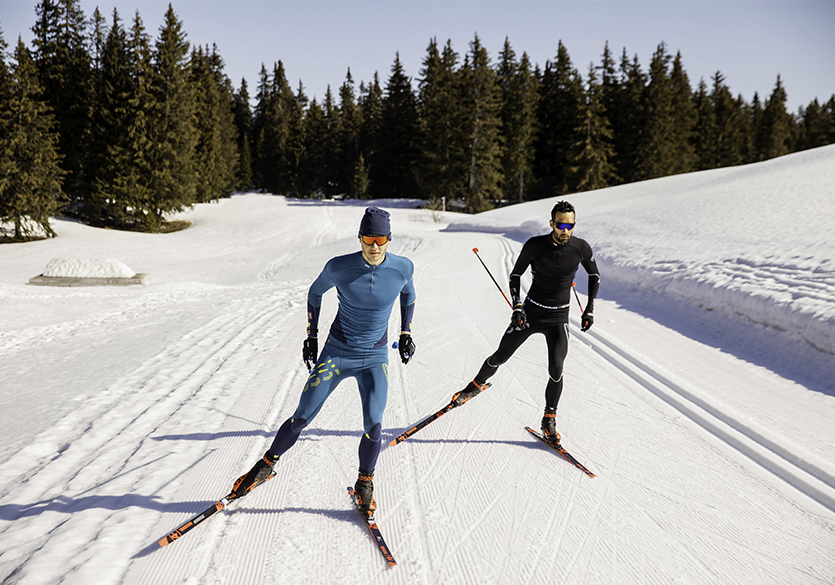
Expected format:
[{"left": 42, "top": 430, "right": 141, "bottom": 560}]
[
  {"left": 416, "top": 39, "right": 467, "bottom": 205},
  {"left": 147, "top": 3, "right": 197, "bottom": 230},
  {"left": 338, "top": 69, "right": 363, "bottom": 197},
  {"left": 302, "top": 97, "right": 327, "bottom": 196},
  {"left": 799, "top": 97, "right": 835, "bottom": 150},
  {"left": 375, "top": 53, "right": 420, "bottom": 199},
  {"left": 669, "top": 52, "right": 697, "bottom": 174},
  {"left": 0, "top": 39, "right": 65, "bottom": 239},
  {"left": 284, "top": 80, "right": 307, "bottom": 196},
  {"left": 750, "top": 92, "right": 766, "bottom": 162},
  {"left": 736, "top": 94, "right": 756, "bottom": 164},
  {"left": 0, "top": 29, "right": 13, "bottom": 229},
  {"left": 635, "top": 42, "right": 677, "bottom": 180},
  {"left": 569, "top": 63, "right": 617, "bottom": 192},
  {"left": 322, "top": 86, "right": 342, "bottom": 196},
  {"left": 691, "top": 78, "right": 717, "bottom": 170},
  {"left": 535, "top": 41, "right": 585, "bottom": 196},
  {"left": 358, "top": 72, "right": 383, "bottom": 198},
  {"left": 498, "top": 39, "right": 538, "bottom": 203},
  {"left": 711, "top": 71, "right": 745, "bottom": 167},
  {"left": 615, "top": 51, "right": 647, "bottom": 184},
  {"left": 599, "top": 42, "right": 623, "bottom": 184},
  {"left": 190, "top": 44, "right": 238, "bottom": 202},
  {"left": 88, "top": 7, "right": 107, "bottom": 72},
  {"left": 826, "top": 96, "right": 835, "bottom": 144},
  {"left": 89, "top": 9, "right": 135, "bottom": 225},
  {"left": 761, "top": 74, "right": 792, "bottom": 160},
  {"left": 31, "top": 0, "right": 93, "bottom": 206},
  {"left": 232, "top": 78, "right": 253, "bottom": 189}
]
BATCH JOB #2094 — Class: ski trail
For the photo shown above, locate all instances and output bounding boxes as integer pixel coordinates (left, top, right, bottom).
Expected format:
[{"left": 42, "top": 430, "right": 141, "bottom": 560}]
[
  {"left": 0, "top": 283, "right": 308, "bottom": 585},
  {"left": 573, "top": 313, "right": 835, "bottom": 513}
]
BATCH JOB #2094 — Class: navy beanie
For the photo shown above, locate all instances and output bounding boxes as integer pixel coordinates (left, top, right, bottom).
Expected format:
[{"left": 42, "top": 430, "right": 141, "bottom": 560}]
[{"left": 359, "top": 207, "right": 391, "bottom": 236}]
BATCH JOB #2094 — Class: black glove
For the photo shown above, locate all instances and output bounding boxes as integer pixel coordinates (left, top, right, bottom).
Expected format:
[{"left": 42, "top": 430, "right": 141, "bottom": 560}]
[
  {"left": 398, "top": 333, "right": 416, "bottom": 364},
  {"left": 303, "top": 336, "right": 318, "bottom": 369},
  {"left": 510, "top": 304, "right": 529, "bottom": 331},
  {"left": 581, "top": 310, "right": 594, "bottom": 332}
]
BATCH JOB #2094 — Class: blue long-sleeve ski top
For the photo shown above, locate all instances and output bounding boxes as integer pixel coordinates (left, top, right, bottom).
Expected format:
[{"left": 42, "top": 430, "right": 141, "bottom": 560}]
[{"left": 307, "top": 251, "right": 416, "bottom": 349}]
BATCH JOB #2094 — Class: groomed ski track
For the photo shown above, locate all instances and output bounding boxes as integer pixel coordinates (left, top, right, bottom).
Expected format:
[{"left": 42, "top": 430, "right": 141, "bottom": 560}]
[{"left": 0, "top": 200, "right": 833, "bottom": 585}]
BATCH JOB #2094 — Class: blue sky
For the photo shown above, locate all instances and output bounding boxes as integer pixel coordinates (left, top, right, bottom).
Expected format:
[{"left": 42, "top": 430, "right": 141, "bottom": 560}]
[{"left": 2, "top": 1, "right": 834, "bottom": 113}]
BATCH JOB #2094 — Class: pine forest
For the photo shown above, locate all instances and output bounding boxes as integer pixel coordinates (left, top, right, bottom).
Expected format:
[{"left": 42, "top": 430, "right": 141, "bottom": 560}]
[{"left": 2, "top": 1, "right": 834, "bottom": 238}]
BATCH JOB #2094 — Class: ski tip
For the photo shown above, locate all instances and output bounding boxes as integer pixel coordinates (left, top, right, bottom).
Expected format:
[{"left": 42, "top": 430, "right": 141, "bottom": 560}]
[{"left": 158, "top": 538, "right": 170, "bottom": 547}]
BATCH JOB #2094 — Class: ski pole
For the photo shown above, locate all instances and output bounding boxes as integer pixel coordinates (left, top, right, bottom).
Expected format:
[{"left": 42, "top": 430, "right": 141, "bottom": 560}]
[
  {"left": 571, "top": 282, "right": 584, "bottom": 313},
  {"left": 472, "top": 248, "right": 513, "bottom": 308}
]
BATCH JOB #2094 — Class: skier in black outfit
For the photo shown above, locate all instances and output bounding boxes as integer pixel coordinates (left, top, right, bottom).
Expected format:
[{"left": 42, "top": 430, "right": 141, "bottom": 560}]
[{"left": 450, "top": 201, "right": 600, "bottom": 443}]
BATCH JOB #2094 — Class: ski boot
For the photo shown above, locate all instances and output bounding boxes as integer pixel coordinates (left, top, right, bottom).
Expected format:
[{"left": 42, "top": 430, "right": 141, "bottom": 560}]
[
  {"left": 232, "top": 452, "right": 278, "bottom": 498},
  {"left": 451, "top": 380, "right": 488, "bottom": 407},
  {"left": 354, "top": 468, "right": 377, "bottom": 517},
  {"left": 541, "top": 408, "right": 561, "bottom": 445}
]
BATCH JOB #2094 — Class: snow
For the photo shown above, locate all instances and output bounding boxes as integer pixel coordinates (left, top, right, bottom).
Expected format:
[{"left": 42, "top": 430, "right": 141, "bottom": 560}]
[
  {"left": 1, "top": 146, "right": 834, "bottom": 585},
  {"left": 42, "top": 258, "right": 137, "bottom": 279}
]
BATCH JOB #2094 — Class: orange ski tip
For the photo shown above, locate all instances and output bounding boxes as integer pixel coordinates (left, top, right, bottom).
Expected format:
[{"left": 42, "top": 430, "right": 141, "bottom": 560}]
[{"left": 158, "top": 538, "right": 169, "bottom": 547}]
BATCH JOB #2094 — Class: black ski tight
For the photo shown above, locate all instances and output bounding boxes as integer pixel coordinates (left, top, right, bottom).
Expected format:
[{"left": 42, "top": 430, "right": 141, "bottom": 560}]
[{"left": 474, "top": 315, "right": 570, "bottom": 409}]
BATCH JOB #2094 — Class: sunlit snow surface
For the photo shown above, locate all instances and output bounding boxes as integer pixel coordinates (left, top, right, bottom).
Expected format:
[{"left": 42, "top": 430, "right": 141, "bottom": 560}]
[{"left": 1, "top": 145, "right": 833, "bottom": 585}]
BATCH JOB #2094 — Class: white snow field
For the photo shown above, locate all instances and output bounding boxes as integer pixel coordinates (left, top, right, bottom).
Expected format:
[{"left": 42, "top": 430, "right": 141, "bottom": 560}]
[{"left": 1, "top": 145, "right": 834, "bottom": 585}]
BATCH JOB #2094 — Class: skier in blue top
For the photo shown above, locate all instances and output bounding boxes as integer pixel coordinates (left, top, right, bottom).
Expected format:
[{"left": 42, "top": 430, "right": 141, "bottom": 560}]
[{"left": 231, "top": 207, "right": 416, "bottom": 516}]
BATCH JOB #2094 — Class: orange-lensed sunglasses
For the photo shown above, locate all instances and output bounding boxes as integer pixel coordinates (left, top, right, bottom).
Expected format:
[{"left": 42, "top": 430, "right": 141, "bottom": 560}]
[{"left": 360, "top": 234, "right": 390, "bottom": 246}]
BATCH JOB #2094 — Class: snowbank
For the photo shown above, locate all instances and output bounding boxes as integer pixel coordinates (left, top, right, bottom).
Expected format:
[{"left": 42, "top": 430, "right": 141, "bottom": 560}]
[{"left": 42, "top": 258, "right": 137, "bottom": 279}]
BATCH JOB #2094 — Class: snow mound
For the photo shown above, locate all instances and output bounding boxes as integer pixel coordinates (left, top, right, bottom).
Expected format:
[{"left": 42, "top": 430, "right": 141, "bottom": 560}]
[{"left": 42, "top": 258, "right": 137, "bottom": 279}]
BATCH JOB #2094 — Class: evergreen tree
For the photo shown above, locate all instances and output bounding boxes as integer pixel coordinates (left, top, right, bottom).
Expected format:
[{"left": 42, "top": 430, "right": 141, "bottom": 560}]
[
  {"left": 615, "top": 51, "right": 647, "bottom": 184},
  {"left": 338, "top": 69, "right": 363, "bottom": 197},
  {"left": 88, "top": 9, "right": 135, "bottom": 225},
  {"left": 147, "top": 3, "right": 197, "bottom": 230},
  {"left": 0, "top": 29, "right": 13, "bottom": 226},
  {"left": 569, "top": 63, "right": 617, "bottom": 192},
  {"left": 826, "top": 96, "right": 835, "bottom": 144},
  {"left": 232, "top": 78, "right": 253, "bottom": 189},
  {"left": 498, "top": 39, "right": 538, "bottom": 203},
  {"left": 416, "top": 39, "right": 467, "bottom": 204},
  {"left": 668, "top": 51, "right": 697, "bottom": 174},
  {"left": 190, "top": 45, "right": 238, "bottom": 202},
  {"left": 0, "top": 39, "right": 65, "bottom": 239},
  {"left": 88, "top": 7, "right": 107, "bottom": 72},
  {"left": 375, "top": 53, "right": 420, "bottom": 199},
  {"left": 599, "top": 42, "right": 623, "bottom": 184},
  {"left": 31, "top": 0, "right": 93, "bottom": 205},
  {"left": 284, "top": 80, "right": 307, "bottom": 196},
  {"left": 358, "top": 72, "right": 383, "bottom": 198},
  {"left": 460, "top": 34, "right": 503, "bottom": 211},
  {"left": 750, "top": 91, "right": 766, "bottom": 162},
  {"left": 761, "top": 74, "right": 792, "bottom": 160},
  {"left": 635, "top": 42, "right": 677, "bottom": 180},
  {"left": 736, "top": 93, "right": 755, "bottom": 164},
  {"left": 711, "top": 71, "right": 746, "bottom": 167},
  {"left": 534, "top": 41, "right": 584, "bottom": 196},
  {"left": 691, "top": 78, "right": 717, "bottom": 170},
  {"left": 321, "top": 86, "right": 342, "bottom": 196},
  {"left": 302, "top": 97, "right": 328, "bottom": 196}
]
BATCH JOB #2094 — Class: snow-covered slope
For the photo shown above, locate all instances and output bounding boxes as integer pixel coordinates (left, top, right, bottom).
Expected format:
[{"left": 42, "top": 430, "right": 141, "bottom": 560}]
[{"left": 0, "top": 147, "right": 833, "bottom": 585}]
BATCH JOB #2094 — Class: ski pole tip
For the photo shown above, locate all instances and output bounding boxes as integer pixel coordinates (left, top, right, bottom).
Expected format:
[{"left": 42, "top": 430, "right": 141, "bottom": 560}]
[{"left": 472, "top": 247, "right": 479, "bottom": 253}]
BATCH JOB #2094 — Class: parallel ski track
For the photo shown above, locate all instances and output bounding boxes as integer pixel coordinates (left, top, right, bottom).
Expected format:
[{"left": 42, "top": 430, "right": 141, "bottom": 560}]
[{"left": 573, "top": 314, "right": 835, "bottom": 513}]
